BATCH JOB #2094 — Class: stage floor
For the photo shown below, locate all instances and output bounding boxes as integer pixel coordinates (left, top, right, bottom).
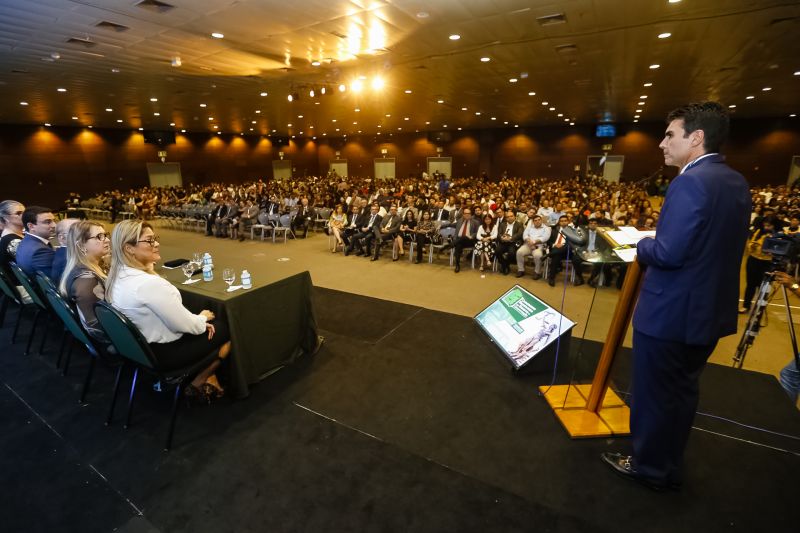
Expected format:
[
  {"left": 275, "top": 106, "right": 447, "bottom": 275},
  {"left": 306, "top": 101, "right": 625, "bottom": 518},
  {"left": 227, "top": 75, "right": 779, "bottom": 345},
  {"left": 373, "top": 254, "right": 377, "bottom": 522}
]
[{"left": 1, "top": 284, "right": 798, "bottom": 533}]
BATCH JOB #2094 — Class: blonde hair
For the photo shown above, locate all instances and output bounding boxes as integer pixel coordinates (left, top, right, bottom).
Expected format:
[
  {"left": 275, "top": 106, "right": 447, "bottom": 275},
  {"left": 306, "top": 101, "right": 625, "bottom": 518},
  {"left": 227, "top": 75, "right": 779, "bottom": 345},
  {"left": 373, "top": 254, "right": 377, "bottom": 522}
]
[
  {"left": 58, "top": 220, "right": 108, "bottom": 297},
  {"left": 106, "top": 220, "right": 155, "bottom": 302}
]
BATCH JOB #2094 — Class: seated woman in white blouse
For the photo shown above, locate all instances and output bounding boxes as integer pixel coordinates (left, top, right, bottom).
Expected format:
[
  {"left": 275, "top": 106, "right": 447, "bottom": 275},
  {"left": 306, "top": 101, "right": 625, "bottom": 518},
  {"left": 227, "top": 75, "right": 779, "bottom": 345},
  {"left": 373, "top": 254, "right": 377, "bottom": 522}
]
[{"left": 105, "top": 220, "right": 231, "bottom": 402}]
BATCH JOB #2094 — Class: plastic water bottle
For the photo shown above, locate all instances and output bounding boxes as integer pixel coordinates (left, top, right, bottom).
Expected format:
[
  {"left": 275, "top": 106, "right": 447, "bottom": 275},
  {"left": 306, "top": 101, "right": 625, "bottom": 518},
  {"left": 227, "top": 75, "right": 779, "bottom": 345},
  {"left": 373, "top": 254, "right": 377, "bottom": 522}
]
[
  {"left": 202, "top": 264, "right": 213, "bottom": 282},
  {"left": 203, "top": 252, "right": 213, "bottom": 268},
  {"left": 241, "top": 270, "right": 252, "bottom": 289}
]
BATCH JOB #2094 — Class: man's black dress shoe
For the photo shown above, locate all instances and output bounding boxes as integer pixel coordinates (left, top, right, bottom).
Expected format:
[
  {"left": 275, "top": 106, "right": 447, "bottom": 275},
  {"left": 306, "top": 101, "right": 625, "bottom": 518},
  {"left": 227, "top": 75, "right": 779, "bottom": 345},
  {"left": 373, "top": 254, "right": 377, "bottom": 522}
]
[
  {"left": 600, "top": 452, "right": 678, "bottom": 491},
  {"left": 355, "top": 251, "right": 364, "bottom": 256},
  {"left": 454, "top": 264, "right": 460, "bottom": 273},
  {"left": 547, "top": 278, "right": 555, "bottom": 287},
  {"left": 371, "top": 256, "right": 378, "bottom": 261},
  {"left": 516, "top": 271, "right": 525, "bottom": 278},
  {"left": 574, "top": 278, "right": 584, "bottom": 286}
]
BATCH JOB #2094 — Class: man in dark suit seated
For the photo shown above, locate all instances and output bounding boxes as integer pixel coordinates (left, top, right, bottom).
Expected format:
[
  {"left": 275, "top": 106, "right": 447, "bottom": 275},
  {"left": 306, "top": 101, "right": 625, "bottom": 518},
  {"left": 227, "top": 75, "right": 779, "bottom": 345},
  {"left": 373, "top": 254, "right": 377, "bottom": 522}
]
[
  {"left": 372, "top": 205, "right": 401, "bottom": 261},
  {"left": 343, "top": 204, "right": 365, "bottom": 248},
  {"left": 571, "top": 218, "right": 612, "bottom": 288},
  {"left": 50, "top": 218, "right": 79, "bottom": 283},
  {"left": 451, "top": 207, "right": 479, "bottom": 273},
  {"left": 16, "top": 206, "right": 56, "bottom": 278},
  {"left": 545, "top": 215, "right": 580, "bottom": 286},
  {"left": 291, "top": 197, "right": 315, "bottom": 239},
  {"left": 495, "top": 211, "right": 524, "bottom": 275},
  {"left": 345, "top": 204, "right": 381, "bottom": 257}
]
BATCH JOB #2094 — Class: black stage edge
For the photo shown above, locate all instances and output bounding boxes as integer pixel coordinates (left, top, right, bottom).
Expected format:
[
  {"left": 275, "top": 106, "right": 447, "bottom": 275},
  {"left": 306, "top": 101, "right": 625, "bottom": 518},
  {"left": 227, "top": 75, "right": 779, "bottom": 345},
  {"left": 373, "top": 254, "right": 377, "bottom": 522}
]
[{"left": 0, "top": 286, "right": 798, "bottom": 533}]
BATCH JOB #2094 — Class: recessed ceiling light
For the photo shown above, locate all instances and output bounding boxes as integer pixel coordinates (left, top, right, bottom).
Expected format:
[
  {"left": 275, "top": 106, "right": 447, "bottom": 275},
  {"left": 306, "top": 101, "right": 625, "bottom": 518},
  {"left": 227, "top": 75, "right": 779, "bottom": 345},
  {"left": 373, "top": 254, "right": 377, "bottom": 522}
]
[
  {"left": 385, "top": 114, "right": 391, "bottom": 118},
  {"left": 570, "top": 122, "right": 575, "bottom": 126},
  {"left": 790, "top": 114, "right": 797, "bottom": 117},
  {"left": 458, "top": 127, "right": 462, "bottom": 131},
  {"left": 514, "top": 124, "right": 519, "bottom": 128},
  {"left": 404, "top": 117, "right": 409, "bottom": 121},
  {"left": 150, "top": 97, "right": 158, "bottom": 102},
  {"left": 138, "top": 127, "right": 143, "bottom": 131},
  {"left": 449, "top": 34, "right": 460, "bottom": 41},
  {"left": 437, "top": 99, "right": 444, "bottom": 104},
  {"left": 491, "top": 117, "right": 496, "bottom": 120},
  {"left": 443, "top": 124, "right": 447, "bottom": 128},
  {"left": 643, "top": 82, "right": 653, "bottom": 87},
  {"left": 635, "top": 109, "right": 642, "bottom": 113},
  {"left": 480, "top": 57, "right": 491, "bottom": 62},
  {"left": 44, "top": 123, "right": 51, "bottom": 127},
  {"left": 461, "top": 107, "right": 468, "bottom": 111},
  {"left": 332, "top": 119, "right": 337, "bottom": 122},
  {"left": 658, "top": 32, "right": 672, "bottom": 39},
  {"left": 57, "top": 88, "right": 67, "bottom": 92},
  {"left": 549, "top": 107, "right": 556, "bottom": 111},
  {"left": 208, "top": 117, "right": 214, "bottom": 120},
  {"left": 504, "top": 121, "right": 509, "bottom": 125},
  {"left": 169, "top": 122, "right": 175, "bottom": 126},
  {"left": 475, "top": 112, "right": 481, "bottom": 116},
  {"left": 557, "top": 113, "right": 563, "bottom": 117},
  {"left": 154, "top": 112, "right": 160, "bottom": 116},
  {"left": 528, "top": 91, "right": 536, "bottom": 96},
  {"left": 260, "top": 92, "right": 268, "bottom": 97},
  {"left": 213, "top": 125, "right": 218, "bottom": 129},
  {"left": 746, "top": 95, "right": 755, "bottom": 100},
  {"left": 298, "top": 115, "right": 303, "bottom": 118},
  {"left": 88, "top": 125, "right": 93, "bottom": 129},
  {"left": 252, "top": 120, "right": 257, "bottom": 124},
  {"left": 116, "top": 119, "right": 123, "bottom": 123},
  {"left": 199, "top": 104, "right": 207, "bottom": 108},
  {"left": 634, "top": 115, "right": 640, "bottom": 119},
  {"left": 339, "top": 84, "right": 346, "bottom": 92},
  {"left": 668, "top": 0, "right": 681, "bottom": 3},
  {"left": 105, "top": 108, "right": 113, "bottom": 112},
  {"left": 311, "top": 61, "right": 320, "bottom": 67},
  {"left": 542, "top": 101, "right": 548, "bottom": 105},
  {"left": 255, "top": 110, "right": 260, "bottom": 114},
  {"left": 404, "top": 89, "right": 412, "bottom": 94},
  {"left": 111, "top": 68, "right": 120, "bottom": 73},
  {"left": 633, "top": 119, "right": 639, "bottom": 123},
  {"left": 211, "top": 32, "right": 224, "bottom": 39},
  {"left": 649, "top": 64, "right": 660, "bottom": 69},
  {"left": 425, "top": 121, "right": 430, "bottom": 125},
  {"left": 762, "top": 87, "right": 771, "bottom": 91},
  {"left": 72, "top": 116, "right": 78, "bottom": 120},
  {"left": 729, "top": 104, "right": 737, "bottom": 108},
  {"left": 20, "top": 101, "right": 28, "bottom": 106},
  {"left": 509, "top": 78, "right": 518, "bottom": 83}
]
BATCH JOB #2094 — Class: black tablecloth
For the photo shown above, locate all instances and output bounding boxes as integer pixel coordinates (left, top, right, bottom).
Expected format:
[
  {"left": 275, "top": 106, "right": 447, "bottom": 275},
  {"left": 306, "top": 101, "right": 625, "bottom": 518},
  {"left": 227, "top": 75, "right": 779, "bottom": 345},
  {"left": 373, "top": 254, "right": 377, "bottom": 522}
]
[{"left": 163, "top": 267, "right": 319, "bottom": 399}]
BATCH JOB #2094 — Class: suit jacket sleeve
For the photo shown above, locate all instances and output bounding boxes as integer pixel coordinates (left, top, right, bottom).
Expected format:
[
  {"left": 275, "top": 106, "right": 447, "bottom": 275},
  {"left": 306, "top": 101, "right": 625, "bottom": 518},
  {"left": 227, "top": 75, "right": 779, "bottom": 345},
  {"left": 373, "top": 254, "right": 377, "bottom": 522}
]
[
  {"left": 30, "top": 244, "right": 55, "bottom": 275},
  {"left": 636, "top": 174, "right": 706, "bottom": 270}
]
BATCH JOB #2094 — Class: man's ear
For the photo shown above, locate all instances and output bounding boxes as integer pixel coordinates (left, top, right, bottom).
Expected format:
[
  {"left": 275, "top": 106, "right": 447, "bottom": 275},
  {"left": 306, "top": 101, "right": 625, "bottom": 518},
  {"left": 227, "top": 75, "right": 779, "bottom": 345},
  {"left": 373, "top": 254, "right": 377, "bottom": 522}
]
[{"left": 691, "top": 129, "right": 706, "bottom": 148}]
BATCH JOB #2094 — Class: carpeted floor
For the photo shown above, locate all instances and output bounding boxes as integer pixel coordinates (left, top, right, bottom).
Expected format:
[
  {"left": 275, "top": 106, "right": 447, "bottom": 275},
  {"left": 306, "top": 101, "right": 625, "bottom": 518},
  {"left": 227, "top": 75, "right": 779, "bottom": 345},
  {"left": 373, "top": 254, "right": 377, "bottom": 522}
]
[{"left": 0, "top": 285, "right": 798, "bottom": 533}]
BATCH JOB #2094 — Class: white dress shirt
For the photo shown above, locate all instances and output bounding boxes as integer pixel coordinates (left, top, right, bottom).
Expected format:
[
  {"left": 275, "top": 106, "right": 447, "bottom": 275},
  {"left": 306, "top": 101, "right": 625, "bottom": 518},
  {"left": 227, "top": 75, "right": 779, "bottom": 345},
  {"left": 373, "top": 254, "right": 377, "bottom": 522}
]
[{"left": 109, "top": 266, "right": 206, "bottom": 343}]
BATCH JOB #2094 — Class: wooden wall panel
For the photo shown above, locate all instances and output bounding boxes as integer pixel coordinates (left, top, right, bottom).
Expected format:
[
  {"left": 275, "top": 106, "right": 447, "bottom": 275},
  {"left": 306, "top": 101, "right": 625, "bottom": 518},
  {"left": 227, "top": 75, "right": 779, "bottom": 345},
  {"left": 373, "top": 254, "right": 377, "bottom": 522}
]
[{"left": 1, "top": 118, "right": 798, "bottom": 208}]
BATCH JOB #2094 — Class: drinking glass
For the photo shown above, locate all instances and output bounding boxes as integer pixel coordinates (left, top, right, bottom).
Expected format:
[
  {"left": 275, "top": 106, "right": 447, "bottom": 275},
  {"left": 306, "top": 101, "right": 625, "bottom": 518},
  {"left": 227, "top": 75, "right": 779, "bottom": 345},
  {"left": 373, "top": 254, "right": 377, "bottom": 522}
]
[
  {"left": 192, "top": 252, "right": 202, "bottom": 265},
  {"left": 182, "top": 261, "right": 195, "bottom": 283},
  {"left": 222, "top": 268, "right": 235, "bottom": 290}
]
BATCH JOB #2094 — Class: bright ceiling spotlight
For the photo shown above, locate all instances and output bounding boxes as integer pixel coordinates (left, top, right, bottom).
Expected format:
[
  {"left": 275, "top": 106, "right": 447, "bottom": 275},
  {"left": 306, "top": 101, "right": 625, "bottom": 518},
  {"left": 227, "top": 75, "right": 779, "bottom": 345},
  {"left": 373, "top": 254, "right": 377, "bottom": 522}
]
[
  {"left": 338, "top": 84, "right": 346, "bottom": 92},
  {"left": 371, "top": 77, "right": 385, "bottom": 90},
  {"left": 352, "top": 79, "right": 364, "bottom": 92}
]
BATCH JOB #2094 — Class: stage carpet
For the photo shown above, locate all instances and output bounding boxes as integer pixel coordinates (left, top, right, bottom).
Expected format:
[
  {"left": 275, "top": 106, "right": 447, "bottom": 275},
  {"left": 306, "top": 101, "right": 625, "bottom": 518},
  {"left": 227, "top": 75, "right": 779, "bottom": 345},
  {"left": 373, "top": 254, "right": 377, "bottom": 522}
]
[{"left": 0, "top": 286, "right": 797, "bottom": 533}]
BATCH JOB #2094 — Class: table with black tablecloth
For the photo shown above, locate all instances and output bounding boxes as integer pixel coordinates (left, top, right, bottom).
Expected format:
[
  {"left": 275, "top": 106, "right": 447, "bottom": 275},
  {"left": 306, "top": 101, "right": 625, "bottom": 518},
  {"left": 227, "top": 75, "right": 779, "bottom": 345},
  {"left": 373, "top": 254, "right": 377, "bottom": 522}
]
[{"left": 161, "top": 266, "right": 319, "bottom": 399}]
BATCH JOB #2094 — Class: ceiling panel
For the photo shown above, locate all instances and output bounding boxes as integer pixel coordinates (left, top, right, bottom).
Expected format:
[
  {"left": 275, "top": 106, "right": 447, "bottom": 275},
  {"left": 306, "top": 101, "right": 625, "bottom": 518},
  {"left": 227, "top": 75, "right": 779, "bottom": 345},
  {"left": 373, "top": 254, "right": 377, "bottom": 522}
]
[{"left": 0, "top": 0, "right": 796, "bottom": 137}]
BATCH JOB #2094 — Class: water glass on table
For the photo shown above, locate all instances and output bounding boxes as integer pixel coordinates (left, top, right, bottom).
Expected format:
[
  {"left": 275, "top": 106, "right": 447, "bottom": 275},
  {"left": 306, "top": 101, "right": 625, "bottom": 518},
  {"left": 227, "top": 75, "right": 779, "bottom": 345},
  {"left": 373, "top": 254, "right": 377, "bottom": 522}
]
[{"left": 222, "top": 268, "right": 236, "bottom": 291}]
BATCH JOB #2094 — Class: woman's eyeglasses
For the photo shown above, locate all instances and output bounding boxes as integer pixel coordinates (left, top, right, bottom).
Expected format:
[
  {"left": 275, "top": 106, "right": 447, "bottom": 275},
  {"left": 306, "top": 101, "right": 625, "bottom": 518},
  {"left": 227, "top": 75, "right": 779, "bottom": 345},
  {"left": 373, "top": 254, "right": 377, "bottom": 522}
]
[
  {"left": 86, "top": 232, "right": 109, "bottom": 242},
  {"left": 137, "top": 236, "right": 159, "bottom": 246}
]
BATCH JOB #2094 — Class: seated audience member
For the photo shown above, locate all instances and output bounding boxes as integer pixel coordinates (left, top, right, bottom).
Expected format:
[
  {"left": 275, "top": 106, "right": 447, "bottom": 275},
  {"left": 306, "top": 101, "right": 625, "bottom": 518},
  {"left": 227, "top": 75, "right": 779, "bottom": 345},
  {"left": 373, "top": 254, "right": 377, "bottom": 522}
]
[
  {"left": 342, "top": 204, "right": 364, "bottom": 248},
  {"left": 372, "top": 205, "right": 401, "bottom": 261},
  {"left": 475, "top": 214, "right": 498, "bottom": 272},
  {"left": 16, "top": 206, "right": 56, "bottom": 278},
  {"left": 58, "top": 220, "right": 110, "bottom": 342},
  {"left": 0, "top": 200, "right": 25, "bottom": 282},
  {"left": 292, "top": 197, "right": 315, "bottom": 239},
  {"left": 451, "top": 207, "right": 479, "bottom": 273},
  {"left": 785, "top": 213, "right": 800, "bottom": 235},
  {"left": 496, "top": 211, "right": 524, "bottom": 275},
  {"left": 546, "top": 215, "right": 579, "bottom": 286},
  {"left": 51, "top": 218, "right": 79, "bottom": 283},
  {"left": 215, "top": 196, "right": 239, "bottom": 238},
  {"left": 328, "top": 205, "right": 346, "bottom": 252},
  {"left": 572, "top": 218, "right": 610, "bottom": 288},
  {"left": 105, "top": 220, "right": 231, "bottom": 401},
  {"left": 237, "top": 198, "right": 259, "bottom": 241},
  {"left": 345, "top": 204, "right": 381, "bottom": 257},
  {"left": 394, "top": 208, "right": 417, "bottom": 261},
  {"left": 413, "top": 211, "right": 435, "bottom": 264},
  {"left": 516, "top": 214, "right": 551, "bottom": 279},
  {"left": 740, "top": 217, "right": 777, "bottom": 313}
]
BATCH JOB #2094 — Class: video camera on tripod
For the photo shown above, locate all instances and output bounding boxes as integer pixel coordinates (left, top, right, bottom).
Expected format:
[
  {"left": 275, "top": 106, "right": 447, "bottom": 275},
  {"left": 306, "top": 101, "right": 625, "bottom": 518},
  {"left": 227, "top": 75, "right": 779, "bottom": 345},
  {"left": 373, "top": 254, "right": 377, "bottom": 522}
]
[{"left": 733, "top": 231, "right": 800, "bottom": 368}]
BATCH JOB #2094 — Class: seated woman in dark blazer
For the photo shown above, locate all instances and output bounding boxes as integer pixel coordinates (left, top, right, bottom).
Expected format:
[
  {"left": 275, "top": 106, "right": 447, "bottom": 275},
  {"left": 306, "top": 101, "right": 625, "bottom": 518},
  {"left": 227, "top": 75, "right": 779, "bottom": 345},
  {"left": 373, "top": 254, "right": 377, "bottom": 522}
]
[
  {"left": 412, "top": 210, "right": 435, "bottom": 264},
  {"left": 393, "top": 209, "right": 417, "bottom": 261},
  {"left": 105, "top": 220, "right": 231, "bottom": 401}
]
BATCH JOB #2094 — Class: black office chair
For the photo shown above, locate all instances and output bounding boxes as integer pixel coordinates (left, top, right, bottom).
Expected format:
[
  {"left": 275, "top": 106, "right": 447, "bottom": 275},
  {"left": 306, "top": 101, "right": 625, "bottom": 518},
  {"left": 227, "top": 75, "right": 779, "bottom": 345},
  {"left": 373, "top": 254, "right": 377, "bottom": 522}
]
[
  {"left": 94, "top": 301, "right": 220, "bottom": 451},
  {"left": 35, "top": 272, "right": 72, "bottom": 370}
]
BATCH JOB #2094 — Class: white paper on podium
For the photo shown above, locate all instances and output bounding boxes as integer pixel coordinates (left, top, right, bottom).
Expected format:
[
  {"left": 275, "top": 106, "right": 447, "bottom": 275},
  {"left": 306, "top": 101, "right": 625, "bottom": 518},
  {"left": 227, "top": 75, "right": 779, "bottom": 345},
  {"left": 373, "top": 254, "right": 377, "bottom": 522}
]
[
  {"left": 613, "top": 248, "right": 638, "bottom": 262},
  {"left": 606, "top": 230, "right": 639, "bottom": 246}
]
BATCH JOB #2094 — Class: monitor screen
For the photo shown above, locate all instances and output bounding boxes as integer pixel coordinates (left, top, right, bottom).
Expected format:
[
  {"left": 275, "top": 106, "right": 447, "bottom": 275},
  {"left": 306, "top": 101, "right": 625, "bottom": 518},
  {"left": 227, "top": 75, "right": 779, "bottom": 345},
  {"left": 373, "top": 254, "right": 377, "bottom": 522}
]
[
  {"left": 596, "top": 124, "right": 616, "bottom": 137},
  {"left": 474, "top": 285, "right": 576, "bottom": 369}
]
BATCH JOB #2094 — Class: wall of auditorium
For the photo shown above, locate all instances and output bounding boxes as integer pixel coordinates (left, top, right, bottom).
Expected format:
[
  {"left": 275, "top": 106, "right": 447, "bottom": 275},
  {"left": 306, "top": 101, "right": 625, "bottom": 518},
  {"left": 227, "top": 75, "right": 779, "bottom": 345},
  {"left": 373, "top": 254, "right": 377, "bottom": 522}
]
[{"left": 0, "top": 117, "right": 797, "bottom": 207}]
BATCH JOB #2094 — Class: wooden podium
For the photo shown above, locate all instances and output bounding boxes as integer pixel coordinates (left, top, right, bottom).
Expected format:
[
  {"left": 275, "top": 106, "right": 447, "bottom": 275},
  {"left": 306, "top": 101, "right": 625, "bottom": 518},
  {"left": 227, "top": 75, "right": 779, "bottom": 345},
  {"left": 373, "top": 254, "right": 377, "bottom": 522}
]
[{"left": 539, "top": 237, "right": 645, "bottom": 438}]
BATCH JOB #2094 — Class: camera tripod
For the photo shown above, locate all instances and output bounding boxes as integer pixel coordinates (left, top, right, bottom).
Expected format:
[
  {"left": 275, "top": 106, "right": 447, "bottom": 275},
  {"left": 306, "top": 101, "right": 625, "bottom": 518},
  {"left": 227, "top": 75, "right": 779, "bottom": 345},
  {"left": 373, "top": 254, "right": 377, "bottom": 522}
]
[{"left": 733, "top": 269, "right": 799, "bottom": 369}]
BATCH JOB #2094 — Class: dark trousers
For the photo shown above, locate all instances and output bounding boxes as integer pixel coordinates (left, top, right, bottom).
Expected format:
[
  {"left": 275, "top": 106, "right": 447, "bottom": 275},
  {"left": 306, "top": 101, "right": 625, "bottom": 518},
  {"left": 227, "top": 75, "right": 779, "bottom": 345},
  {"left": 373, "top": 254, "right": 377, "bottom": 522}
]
[
  {"left": 453, "top": 236, "right": 476, "bottom": 266},
  {"left": 373, "top": 230, "right": 397, "bottom": 258},
  {"left": 343, "top": 227, "right": 359, "bottom": 246},
  {"left": 547, "top": 246, "right": 581, "bottom": 280},
  {"left": 415, "top": 234, "right": 431, "bottom": 261},
  {"left": 496, "top": 240, "right": 518, "bottom": 271},
  {"left": 631, "top": 330, "right": 716, "bottom": 484},
  {"left": 348, "top": 230, "right": 374, "bottom": 254},
  {"left": 742, "top": 256, "right": 771, "bottom": 310}
]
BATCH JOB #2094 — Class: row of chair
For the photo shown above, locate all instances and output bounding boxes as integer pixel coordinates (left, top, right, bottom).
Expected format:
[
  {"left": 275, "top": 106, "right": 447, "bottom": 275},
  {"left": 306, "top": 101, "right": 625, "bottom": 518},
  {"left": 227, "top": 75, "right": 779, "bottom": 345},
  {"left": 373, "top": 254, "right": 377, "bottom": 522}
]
[{"left": 0, "top": 264, "right": 209, "bottom": 451}]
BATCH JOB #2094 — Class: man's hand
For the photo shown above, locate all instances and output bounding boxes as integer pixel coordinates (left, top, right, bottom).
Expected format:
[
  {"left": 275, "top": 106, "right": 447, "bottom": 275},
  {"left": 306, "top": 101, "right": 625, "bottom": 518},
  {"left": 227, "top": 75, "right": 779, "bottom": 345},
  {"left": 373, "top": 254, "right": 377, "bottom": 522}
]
[{"left": 774, "top": 271, "right": 796, "bottom": 288}]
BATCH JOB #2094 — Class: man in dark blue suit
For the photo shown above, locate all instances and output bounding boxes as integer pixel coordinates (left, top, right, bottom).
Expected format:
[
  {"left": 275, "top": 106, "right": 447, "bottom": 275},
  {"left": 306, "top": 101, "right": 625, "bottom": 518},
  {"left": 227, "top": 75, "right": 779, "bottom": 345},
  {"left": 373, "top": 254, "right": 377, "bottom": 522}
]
[
  {"left": 15, "top": 206, "right": 56, "bottom": 278},
  {"left": 602, "top": 102, "right": 751, "bottom": 490}
]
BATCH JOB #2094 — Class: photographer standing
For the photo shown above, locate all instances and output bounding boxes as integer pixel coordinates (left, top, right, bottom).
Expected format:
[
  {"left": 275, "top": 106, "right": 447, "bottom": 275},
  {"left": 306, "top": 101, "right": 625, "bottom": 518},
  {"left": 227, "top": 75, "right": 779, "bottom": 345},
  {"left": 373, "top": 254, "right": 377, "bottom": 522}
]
[
  {"left": 773, "top": 271, "right": 800, "bottom": 404},
  {"left": 739, "top": 217, "right": 778, "bottom": 314}
]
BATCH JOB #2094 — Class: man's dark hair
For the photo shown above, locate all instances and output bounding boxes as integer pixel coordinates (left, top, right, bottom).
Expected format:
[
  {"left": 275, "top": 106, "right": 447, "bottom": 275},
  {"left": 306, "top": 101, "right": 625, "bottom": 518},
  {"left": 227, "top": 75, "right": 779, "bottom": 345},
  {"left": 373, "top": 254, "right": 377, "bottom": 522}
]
[
  {"left": 666, "top": 101, "right": 730, "bottom": 153},
  {"left": 22, "top": 206, "right": 52, "bottom": 230}
]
